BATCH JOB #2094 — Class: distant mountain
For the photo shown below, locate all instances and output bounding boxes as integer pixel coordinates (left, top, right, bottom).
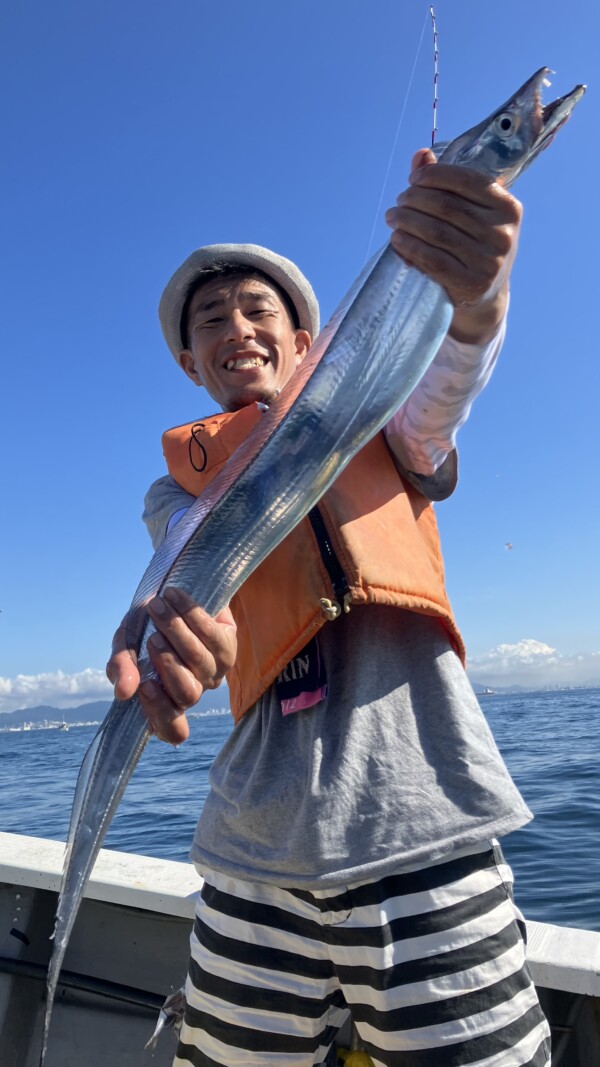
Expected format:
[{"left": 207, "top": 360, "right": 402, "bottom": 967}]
[
  {"left": 0, "top": 701, "right": 111, "bottom": 728},
  {"left": 0, "top": 688, "right": 230, "bottom": 727}
]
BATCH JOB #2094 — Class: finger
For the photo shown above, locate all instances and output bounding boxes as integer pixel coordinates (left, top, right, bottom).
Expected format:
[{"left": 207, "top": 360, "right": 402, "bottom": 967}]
[
  {"left": 388, "top": 205, "right": 508, "bottom": 277},
  {"left": 146, "top": 633, "right": 205, "bottom": 708},
  {"left": 106, "top": 622, "right": 140, "bottom": 700},
  {"left": 411, "top": 163, "right": 522, "bottom": 217},
  {"left": 388, "top": 228, "right": 497, "bottom": 307},
  {"left": 388, "top": 187, "right": 515, "bottom": 247},
  {"left": 138, "top": 679, "right": 190, "bottom": 745},
  {"left": 106, "top": 651, "right": 141, "bottom": 701},
  {"left": 110, "top": 621, "right": 129, "bottom": 657},
  {"left": 109, "top": 622, "right": 140, "bottom": 671},
  {"left": 409, "top": 147, "right": 437, "bottom": 176},
  {"left": 213, "top": 603, "right": 236, "bottom": 629},
  {"left": 150, "top": 588, "right": 237, "bottom": 682}
]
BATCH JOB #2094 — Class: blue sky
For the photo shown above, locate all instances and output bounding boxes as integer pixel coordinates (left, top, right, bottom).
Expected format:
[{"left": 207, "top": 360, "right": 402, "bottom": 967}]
[{"left": 1, "top": 0, "right": 598, "bottom": 709}]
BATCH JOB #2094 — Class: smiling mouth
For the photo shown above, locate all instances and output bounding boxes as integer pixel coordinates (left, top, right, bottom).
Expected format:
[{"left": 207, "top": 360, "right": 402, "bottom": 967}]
[{"left": 225, "top": 355, "right": 269, "bottom": 371}]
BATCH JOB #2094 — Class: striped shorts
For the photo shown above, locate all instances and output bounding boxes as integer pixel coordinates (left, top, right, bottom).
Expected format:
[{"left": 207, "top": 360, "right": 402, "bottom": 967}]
[{"left": 174, "top": 843, "right": 551, "bottom": 1067}]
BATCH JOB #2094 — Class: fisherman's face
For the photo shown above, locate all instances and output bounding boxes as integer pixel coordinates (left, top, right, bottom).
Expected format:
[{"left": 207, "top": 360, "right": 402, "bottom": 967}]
[{"left": 179, "top": 276, "right": 312, "bottom": 412}]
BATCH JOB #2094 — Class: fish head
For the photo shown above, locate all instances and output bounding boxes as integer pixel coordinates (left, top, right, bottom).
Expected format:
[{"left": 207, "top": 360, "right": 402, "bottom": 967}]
[{"left": 439, "top": 68, "right": 586, "bottom": 186}]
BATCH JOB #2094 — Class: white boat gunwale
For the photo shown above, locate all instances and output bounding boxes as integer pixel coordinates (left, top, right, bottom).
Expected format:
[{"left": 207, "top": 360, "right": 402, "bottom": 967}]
[
  {"left": 2, "top": 831, "right": 599, "bottom": 998},
  {"left": 0, "top": 831, "right": 199, "bottom": 920}
]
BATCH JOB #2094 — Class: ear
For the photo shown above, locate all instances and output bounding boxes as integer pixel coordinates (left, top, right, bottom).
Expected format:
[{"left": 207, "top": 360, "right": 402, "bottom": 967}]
[
  {"left": 179, "top": 349, "right": 202, "bottom": 386},
  {"left": 294, "top": 329, "right": 312, "bottom": 365}
]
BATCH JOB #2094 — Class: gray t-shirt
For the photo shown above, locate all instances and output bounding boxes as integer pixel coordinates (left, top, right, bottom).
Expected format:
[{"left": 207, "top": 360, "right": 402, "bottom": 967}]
[
  {"left": 190, "top": 606, "right": 531, "bottom": 888},
  {"left": 143, "top": 473, "right": 531, "bottom": 889}
]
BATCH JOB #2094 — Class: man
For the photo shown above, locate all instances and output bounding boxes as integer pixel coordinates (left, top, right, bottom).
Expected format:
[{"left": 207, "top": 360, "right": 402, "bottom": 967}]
[{"left": 108, "top": 149, "right": 550, "bottom": 1066}]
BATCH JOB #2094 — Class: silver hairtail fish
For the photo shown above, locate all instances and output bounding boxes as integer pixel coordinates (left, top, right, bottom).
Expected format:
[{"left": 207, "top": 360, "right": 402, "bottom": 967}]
[
  {"left": 40, "top": 68, "right": 584, "bottom": 1064},
  {"left": 144, "top": 986, "right": 186, "bottom": 1051}
]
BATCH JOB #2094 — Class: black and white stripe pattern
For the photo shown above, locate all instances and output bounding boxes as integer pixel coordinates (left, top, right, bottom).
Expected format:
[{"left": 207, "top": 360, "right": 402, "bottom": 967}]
[{"left": 174, "top": 845, "right": 550, "bottom": 1066}]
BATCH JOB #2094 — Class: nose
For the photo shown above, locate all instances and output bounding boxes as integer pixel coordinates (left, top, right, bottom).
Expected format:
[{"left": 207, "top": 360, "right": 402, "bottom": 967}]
[{"left": 226, "top": 309, "right": 256, "bottom": 343}]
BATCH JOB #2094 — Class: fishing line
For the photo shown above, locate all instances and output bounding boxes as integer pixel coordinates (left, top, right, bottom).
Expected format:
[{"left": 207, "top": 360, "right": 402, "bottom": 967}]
[
  {"left": 430, "top": 5, "right": 439, "bottom": 147},
  {"left": 365, "top": 6, "right": 429, "bottom": 261}
]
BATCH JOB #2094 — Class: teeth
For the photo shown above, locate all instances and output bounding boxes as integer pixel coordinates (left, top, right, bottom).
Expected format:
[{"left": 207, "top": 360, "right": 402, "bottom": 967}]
[{"left": 226, "top": 357, "right": 267, "bottom": 371}]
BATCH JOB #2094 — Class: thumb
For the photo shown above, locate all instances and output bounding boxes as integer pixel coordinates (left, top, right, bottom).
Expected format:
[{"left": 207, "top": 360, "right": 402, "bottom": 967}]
[
  {"left": 409, "top": 147, "right": 437, "bottom": 181},
  {"left": 106, "top": 648, "right": 140, "bottom": 702}
]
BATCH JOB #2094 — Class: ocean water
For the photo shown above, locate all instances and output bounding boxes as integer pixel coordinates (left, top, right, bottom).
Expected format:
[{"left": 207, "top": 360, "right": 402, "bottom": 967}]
[{"left": 1, "top": 690, "right": 598, "bottom": 931}]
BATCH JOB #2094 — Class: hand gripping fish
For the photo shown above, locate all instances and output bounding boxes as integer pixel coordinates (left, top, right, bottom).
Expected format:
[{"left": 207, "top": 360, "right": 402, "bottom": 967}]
[{"left": 40, "top": 68, "right": 584, "bottom": 1064}]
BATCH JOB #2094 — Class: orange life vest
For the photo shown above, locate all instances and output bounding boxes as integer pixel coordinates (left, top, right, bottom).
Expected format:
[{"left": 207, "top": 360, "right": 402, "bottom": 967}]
[{"left": 162, "top": 409, "right": 465, "bottom": 723}]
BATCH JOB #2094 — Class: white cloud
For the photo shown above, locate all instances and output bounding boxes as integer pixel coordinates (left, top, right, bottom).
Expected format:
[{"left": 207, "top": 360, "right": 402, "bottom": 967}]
[
  {"left": 468, "top": 639, "right": 600, "bottom": 689},
  {"left": 1, "top": 640, "right": 599, "bottom": 712},
  {"left": 0, "top": 669, "right": 113, "bottom": 713}
]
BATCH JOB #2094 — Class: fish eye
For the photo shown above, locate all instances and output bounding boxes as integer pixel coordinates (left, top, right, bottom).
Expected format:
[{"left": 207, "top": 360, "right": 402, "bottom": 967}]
[{"left": 494, "top": 113, "right": 516, "bottom": 138}]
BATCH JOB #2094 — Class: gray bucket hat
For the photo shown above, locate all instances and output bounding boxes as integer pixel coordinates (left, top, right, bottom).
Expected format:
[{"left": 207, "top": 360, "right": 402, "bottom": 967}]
[{"left": 158, "top": 243, "right": 320, "bottom": 363}]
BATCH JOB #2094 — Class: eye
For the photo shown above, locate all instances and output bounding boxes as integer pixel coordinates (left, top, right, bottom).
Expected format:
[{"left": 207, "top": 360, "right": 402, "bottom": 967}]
[{"left": 494, "top": 113, "right": 517, "bottom": 139}]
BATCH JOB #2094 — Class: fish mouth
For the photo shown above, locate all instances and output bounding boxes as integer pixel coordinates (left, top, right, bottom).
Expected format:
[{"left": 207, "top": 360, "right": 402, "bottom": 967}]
[
  {"left": 437, "top": 66, "right": 585, "bottom": 186},
  {"left": 525, "top": 67, "right": 586, "bottom": 156}
]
